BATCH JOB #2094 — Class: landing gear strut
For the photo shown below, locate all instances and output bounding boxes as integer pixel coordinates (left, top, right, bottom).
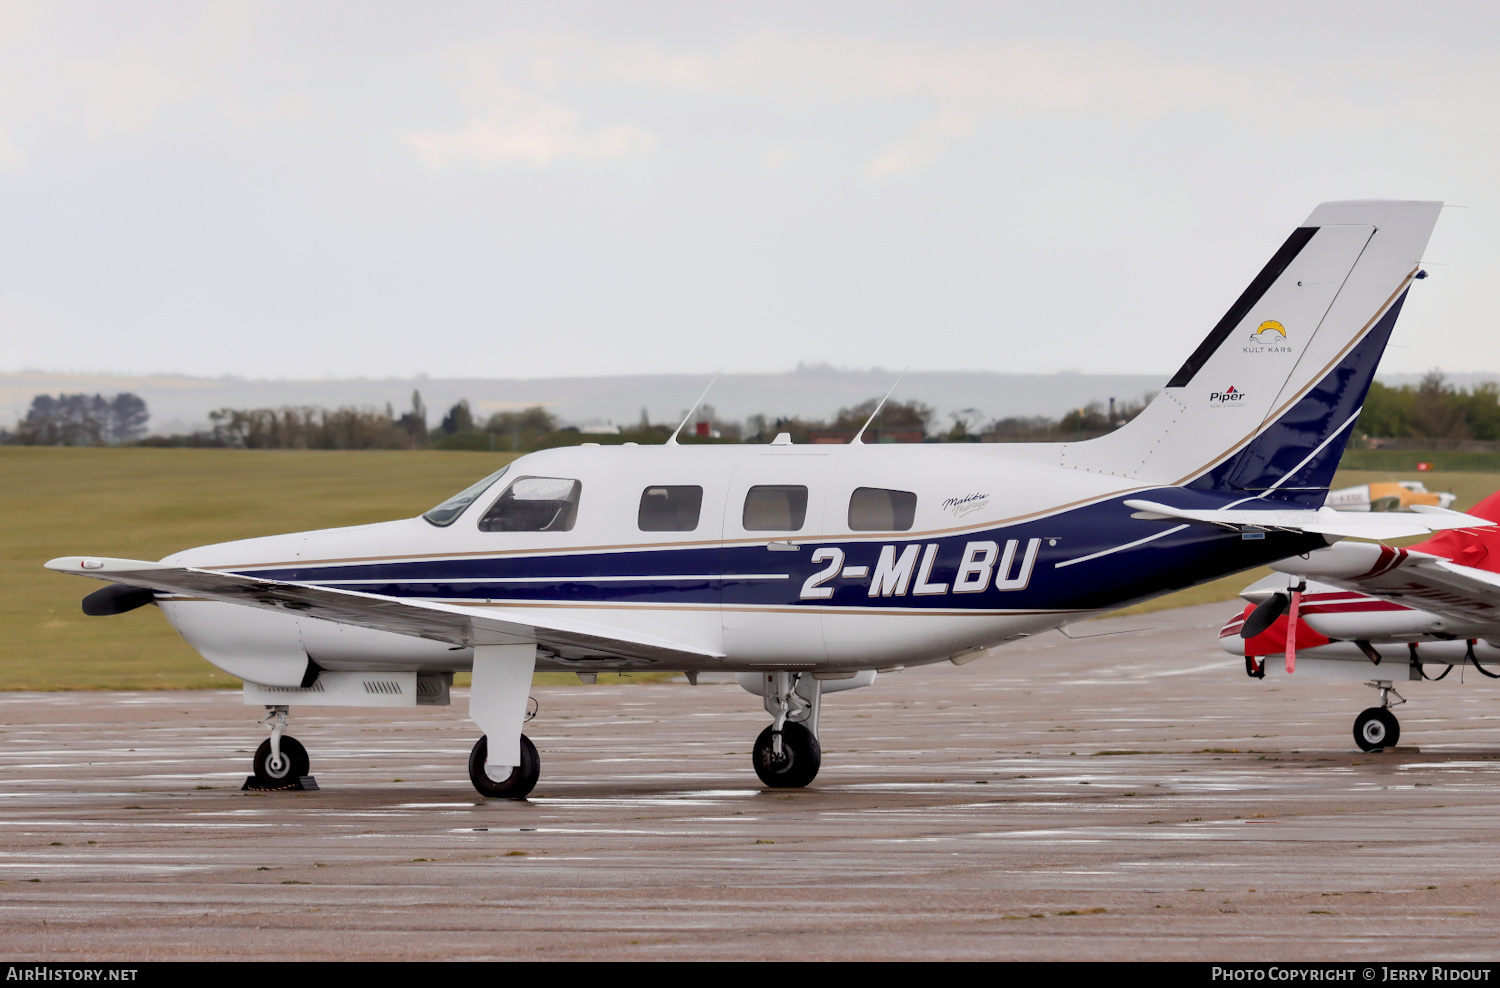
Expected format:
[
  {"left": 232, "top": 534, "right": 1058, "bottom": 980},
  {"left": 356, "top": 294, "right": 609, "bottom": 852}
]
[
  {"left": 251, "top": 705, "right": 311, "bottom": 786},
  {"left": 752, "top": 672, "right": 822, "bottom": 788},
  {"left": 1353, "top": 680, "right": 1404, "bottom": 752}
]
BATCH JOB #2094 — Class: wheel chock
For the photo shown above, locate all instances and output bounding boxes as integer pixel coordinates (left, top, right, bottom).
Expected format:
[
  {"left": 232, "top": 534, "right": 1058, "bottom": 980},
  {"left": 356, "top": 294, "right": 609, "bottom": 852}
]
[{"left": 241, "top": 775, "right": 319, "bottom": 792}]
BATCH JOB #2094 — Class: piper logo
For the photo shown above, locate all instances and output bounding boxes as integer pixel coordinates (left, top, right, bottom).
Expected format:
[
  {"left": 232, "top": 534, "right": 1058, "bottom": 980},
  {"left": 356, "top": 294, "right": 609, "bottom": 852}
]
[{"left": 1209, "top": 386, "right": 1247, "bottom": 404}]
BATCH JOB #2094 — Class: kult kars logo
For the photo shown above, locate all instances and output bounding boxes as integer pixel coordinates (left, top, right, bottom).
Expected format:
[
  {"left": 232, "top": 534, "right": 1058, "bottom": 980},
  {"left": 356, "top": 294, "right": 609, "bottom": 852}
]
[
  {"left": 1244, "top": 319, "right": 1292, "bottom": 354},
  {"left": 1209, "top": 385, "right": 1246, "bottom": 404}
]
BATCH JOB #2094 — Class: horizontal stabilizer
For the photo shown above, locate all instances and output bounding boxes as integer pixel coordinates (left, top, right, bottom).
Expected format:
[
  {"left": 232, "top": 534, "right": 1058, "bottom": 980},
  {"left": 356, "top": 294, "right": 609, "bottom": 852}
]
[
  {"left": 1122, "top": 499, "right": 1493, "bottom": 540},
  {"left": 45, "top": 556, "right": 721, "bottom": 665}
]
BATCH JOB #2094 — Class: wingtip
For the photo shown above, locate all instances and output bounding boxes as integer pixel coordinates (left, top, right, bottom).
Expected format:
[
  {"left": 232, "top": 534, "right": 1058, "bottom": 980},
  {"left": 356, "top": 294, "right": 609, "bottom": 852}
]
[{"left": 43, "top": 556, "right": 168, "bottom": 575}]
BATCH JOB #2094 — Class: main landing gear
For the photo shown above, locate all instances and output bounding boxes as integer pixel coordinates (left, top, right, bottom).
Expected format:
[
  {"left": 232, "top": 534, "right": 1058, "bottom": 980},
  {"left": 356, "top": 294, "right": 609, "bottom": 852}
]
[
  {"left": 247, "top": 705, "right": 314, "bottom": 789},
  {"left": 466, "top": 644, "right": 542, "bottom": 799},
  {"left": 752, "top": 672, "right": 822, "bottom": 788},
  {"left": 1353, "top": 680, "right": 1405, "bottom": 752}
]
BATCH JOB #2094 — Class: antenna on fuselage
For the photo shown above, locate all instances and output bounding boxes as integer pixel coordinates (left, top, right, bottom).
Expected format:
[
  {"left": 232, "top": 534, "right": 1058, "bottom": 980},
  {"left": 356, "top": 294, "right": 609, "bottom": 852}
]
[
  {"left": 666, "top": 371, "right": 722, "bottom": 446},
  {"left": 851, "top": 369, "right": 908, "bottom": 445}
]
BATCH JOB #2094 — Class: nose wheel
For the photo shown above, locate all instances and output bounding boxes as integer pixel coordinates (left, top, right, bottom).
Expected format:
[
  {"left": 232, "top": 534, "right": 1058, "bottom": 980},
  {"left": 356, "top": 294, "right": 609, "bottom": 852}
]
[
  {"left": 1354, "top": 707, "right": 1400, "bottom": 751},
  {"left": 1353, "top": 680, "right": 1404, "bottom": 752},
  {"left": 253, "top": 735, "right": 310, "bottom": 784}
]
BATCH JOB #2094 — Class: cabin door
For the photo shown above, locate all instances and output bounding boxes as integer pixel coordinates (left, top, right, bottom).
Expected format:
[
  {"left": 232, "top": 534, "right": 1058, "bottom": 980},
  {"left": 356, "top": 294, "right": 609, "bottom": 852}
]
[{"left": 721, "top": 451, "right": 832, "bottom": 666}]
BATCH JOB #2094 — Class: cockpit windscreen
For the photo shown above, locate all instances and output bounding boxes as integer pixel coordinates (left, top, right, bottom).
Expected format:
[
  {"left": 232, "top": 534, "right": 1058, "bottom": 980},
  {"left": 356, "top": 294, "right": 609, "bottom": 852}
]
[{"left": 422, "top": 466, "right": 511, "bottom": 527}]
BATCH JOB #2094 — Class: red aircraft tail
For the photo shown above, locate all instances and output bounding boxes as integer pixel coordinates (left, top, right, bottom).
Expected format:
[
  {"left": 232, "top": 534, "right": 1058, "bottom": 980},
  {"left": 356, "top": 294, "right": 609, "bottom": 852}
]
[{"left": 1409, "top": 488, "right": 1500, "bottom": 573}]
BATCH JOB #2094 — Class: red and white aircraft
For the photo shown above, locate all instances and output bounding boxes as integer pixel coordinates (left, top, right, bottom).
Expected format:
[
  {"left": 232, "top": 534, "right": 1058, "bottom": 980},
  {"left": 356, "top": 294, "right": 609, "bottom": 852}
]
[{"left": 1222, "top": 489, "right": 1500, "bottom": 751}]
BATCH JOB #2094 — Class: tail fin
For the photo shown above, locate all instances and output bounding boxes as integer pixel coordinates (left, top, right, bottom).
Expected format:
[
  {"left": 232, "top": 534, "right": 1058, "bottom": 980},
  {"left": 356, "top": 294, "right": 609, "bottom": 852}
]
[{"left": 1061, "top": 200, "right": 1442, "bottom": 504}]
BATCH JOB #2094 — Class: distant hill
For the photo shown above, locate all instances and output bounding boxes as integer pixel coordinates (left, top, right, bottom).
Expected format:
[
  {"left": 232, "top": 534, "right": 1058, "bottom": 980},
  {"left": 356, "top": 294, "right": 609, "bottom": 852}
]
[{"left": 2, "top": 367, "right": 1492, "bottom": 437}]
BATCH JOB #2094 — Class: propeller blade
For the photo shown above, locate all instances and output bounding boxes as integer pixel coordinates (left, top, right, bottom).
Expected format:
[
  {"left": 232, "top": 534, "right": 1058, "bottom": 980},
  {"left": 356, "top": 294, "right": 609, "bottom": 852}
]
[
  {"left": 1240, "top": 591, "right": 1289, "bottom": 639},
  {"left": 81, "top": 584, "right": 158, "bottom": 617},
  {"left": 1285, "top": 585, "right": 1303, "bottom": 674}
]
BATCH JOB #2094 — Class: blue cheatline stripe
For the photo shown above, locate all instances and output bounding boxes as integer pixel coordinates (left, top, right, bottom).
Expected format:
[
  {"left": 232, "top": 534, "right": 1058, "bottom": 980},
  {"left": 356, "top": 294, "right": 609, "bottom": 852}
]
[
  {"left": 243, "top": 489, "right": 1328, "bottom": 615},
  {"left": 321, "top": 574, "right": 789, "bottom": 584}
]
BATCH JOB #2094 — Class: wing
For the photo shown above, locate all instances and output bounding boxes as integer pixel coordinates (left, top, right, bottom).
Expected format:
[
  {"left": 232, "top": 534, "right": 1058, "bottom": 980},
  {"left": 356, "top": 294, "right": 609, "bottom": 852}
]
[
  {"left": 45, "top": 556, "right": 722, "bottom": 665},
  {"left": 1123, "top": 499, "right": 1491, "bottom": 540},
  {"left": 1271, "top": 541, "right": 1500, "bottom": 622}
]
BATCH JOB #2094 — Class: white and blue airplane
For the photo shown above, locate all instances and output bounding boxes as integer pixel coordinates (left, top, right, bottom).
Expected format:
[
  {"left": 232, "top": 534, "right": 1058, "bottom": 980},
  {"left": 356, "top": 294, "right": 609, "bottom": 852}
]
[{"left": 49, "top": 200, "right": 1478, "bottom": 798}]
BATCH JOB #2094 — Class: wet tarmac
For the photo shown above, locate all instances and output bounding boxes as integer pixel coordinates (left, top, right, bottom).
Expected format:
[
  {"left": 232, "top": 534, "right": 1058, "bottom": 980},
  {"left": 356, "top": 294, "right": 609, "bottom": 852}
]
[{"left": 5, "top": 601, "right": 1500, "bottom": 961}]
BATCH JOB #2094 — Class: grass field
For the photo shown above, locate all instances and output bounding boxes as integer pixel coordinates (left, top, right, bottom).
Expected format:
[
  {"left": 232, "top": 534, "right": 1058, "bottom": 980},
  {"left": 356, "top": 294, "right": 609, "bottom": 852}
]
[
  {"left": 1338, "top": 449, "right": 1500, "bottom": 473},
  {"left": 1, "top": 447, "right": 514, "bottom": 690},
  {"left": 3, "top": 448, "right": 1494, "bottom": 690}
]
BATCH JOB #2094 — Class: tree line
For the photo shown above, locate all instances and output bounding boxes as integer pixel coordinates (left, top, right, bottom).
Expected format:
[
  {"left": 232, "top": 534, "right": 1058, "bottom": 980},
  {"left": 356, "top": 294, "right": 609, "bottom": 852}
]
[
  {"left": 9, "top": 377, "right": 1491, "bottom": 450},
  {"left": 1, "top": 393, "right": 149, "bottom": 445},
  {"left": 0, "top": 388, "right": 1196, "bottom": 451},
  {"left": 1355, "top": 373, "right": 1500, "bottom": 441}
]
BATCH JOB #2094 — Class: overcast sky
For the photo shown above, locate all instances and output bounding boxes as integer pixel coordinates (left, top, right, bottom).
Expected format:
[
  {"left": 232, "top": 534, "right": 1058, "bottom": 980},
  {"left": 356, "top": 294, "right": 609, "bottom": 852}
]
[{"left": 1, "top": 1, "right": 1496, "bottom": 381}]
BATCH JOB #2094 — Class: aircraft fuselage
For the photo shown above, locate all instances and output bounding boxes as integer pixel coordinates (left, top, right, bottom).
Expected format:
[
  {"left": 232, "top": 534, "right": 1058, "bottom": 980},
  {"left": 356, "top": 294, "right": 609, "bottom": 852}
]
[{"left": 158, "top": 441, "right": 1317, "bottom": 682}]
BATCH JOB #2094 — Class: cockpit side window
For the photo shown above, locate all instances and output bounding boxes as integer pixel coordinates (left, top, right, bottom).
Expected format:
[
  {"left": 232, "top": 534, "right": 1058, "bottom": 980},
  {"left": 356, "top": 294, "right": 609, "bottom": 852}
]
[
  {"left": 478, "top": 476, "right": 582, "bottom": 533},
  {"left": 743, "top": 485, "right": 808, "bottom": 532},
  {"left": 422, "top": 466, "right": 511, "bottom": 527},
  {"left": 638, "top": 486, "right": 703, "bottom": 532},
  {"left": 848, "top": 487, "right": 917, "bottom": 531}
]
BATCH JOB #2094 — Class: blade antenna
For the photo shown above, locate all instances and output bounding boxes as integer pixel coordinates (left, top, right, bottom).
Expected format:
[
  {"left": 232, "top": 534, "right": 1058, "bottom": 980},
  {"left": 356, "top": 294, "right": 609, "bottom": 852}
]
[
  {"left": 666, "top": 371, "right": 722, "bottom": 446},
  {"left": 851, "top": 369, "right": 907, "bottom": 445}
]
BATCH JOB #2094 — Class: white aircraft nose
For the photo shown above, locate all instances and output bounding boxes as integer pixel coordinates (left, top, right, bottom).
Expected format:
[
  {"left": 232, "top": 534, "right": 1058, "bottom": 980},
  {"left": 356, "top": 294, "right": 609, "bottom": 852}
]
[{"left": 1271, "top": 542, "right": 1391, "bottom": 579}]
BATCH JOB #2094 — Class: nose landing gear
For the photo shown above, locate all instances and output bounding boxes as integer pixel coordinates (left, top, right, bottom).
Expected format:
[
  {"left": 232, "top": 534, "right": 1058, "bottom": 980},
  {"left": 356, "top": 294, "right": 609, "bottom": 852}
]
[
  {"left": 244, "top": 705, "right": 316, "bottom": 790},
  {"left": 1353, "top": 680, "right": 1405, "bottom": 752}
]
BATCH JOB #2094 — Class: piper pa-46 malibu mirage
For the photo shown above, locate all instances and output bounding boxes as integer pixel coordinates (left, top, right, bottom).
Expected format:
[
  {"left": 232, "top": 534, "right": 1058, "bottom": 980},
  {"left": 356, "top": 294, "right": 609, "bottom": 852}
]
[
  {"left": 49, "top": 199, "right": 1482, "bottom": 798},
  {"left": 1222, "top": 487, "right": 1500, "bottom": 753}
]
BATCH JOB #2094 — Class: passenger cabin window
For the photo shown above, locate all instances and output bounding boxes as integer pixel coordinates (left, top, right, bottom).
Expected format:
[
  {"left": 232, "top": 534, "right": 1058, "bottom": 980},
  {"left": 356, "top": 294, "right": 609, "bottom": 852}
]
[
  {"left": 423, "top": 466, "right": 510, "bottom": 527},
  {"left": 638, "top": 486, "right": 703, "bottom": 532},
  {"left": 743, "top": 485, "right": 808, "bottom": 531},
  {"left": 478, "top": 476, "right": 582, "bottom": 532},
  {"left": 848, "top": 487, "right": 917, "bottom": 531}
]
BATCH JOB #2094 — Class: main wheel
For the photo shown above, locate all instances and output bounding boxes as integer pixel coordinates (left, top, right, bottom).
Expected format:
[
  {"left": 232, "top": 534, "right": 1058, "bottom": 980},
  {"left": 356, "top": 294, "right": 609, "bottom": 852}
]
[
  {"left": 1353, "top": 707, "right": 1400, "bottom": 751},
  {"left": 253, "top": 736, "right": 310, "bottom": 785},
  {"left": 468, "top": 734, "right": 540, "bottom": 799},
  {"left": 752, "top": 721, "right": 821, "bottom": 788}
]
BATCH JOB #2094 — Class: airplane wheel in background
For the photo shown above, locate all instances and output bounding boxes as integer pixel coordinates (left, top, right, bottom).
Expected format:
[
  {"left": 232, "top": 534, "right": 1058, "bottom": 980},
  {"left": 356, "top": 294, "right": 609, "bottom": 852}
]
[
  {"left": 253, "top": 736, "right": 310, "bottom": 785},
  {"left": 468, "top": 734, "right": 540, "bottom": 799},
  {"left": 753, "top": 722, "right": 821, "bottom": 788},
  {"left": 1353, "top": 707, "right": 1400, "bottom": 752}
]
